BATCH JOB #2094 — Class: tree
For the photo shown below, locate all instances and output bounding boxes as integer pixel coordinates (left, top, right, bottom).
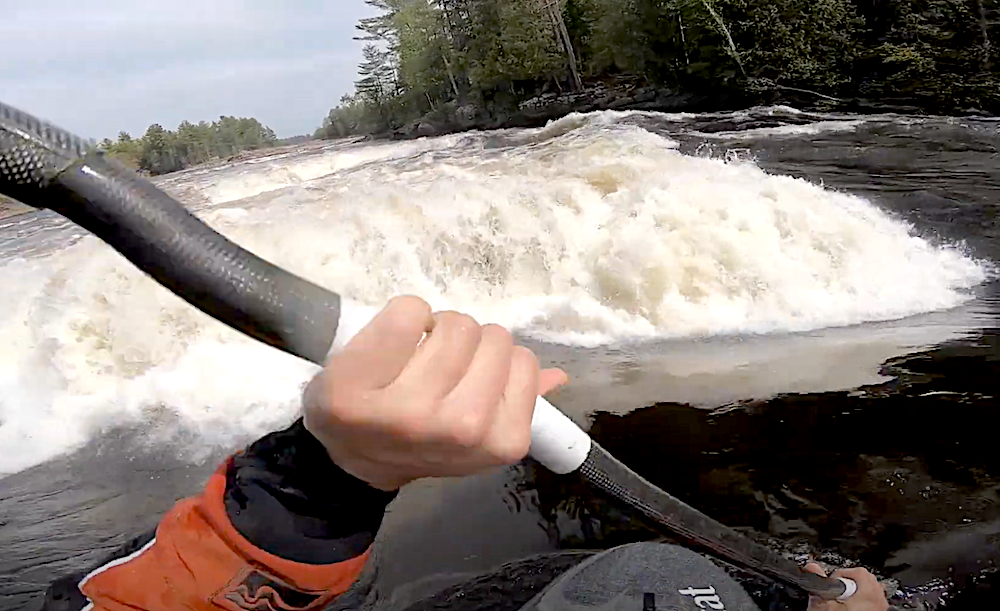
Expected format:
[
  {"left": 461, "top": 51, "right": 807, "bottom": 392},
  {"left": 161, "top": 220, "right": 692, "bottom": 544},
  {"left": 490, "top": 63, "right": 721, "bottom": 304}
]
[
  {"left": 851, "top": 0, "right": 999, "bottom": 108},
  {"left": 533, "top": 0, "right": 583, "bottom": 90},
  {"left": 463, "top": 0, "right": 564, "bottom": 91},
  {"left": 395, "top": 0, "right": 461, "bottom": 105},
  {"left": 974, "top": 0, "right": 993, "bottom": 70},
  {"left": 102, "top": 131, "right": 142, "bottom": 168},
  {"left": 726, "top": 0, "right": 861, "bottom": 90},
  {"left": 576, "top": 0, "right": 743, "bottom": 85},
  {"left": 357, "top": 0, "right": 402, "bottom": 46},
  {"left": 100, "top": 117, "right": 281, "bottom": 176},
  {"left": 140, "top": 124, "right": 182, "bottom": 175},
  {"left": 317, "top": 0, "right": 1000, "bottom": 139},
  {"left": 357, "top": 45, "right": 397, "bottom": 106},
  {"left": 173, "top": 120, "right": 211, "bottom": 167}
]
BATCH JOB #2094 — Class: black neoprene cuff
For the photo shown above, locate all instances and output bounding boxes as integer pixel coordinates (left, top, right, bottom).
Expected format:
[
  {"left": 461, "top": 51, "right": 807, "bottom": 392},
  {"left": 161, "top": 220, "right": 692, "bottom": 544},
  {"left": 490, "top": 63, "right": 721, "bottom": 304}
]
[{"left": 224, "top": 418, "right": 398, "bottom": 564}]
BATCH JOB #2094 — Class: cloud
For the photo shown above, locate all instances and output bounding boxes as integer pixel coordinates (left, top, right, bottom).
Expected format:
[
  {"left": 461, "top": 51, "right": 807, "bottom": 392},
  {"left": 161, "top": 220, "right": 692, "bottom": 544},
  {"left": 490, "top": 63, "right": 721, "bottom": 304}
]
[{"left": 0, "top": 1, "right": 374, "bottom": 138}]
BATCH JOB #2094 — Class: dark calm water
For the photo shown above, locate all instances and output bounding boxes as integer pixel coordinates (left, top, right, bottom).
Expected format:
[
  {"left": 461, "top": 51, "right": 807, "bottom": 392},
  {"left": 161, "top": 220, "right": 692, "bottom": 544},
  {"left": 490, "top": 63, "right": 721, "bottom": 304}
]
[{"left": 1, "top": 110, "right": 998, "bottom": 610}]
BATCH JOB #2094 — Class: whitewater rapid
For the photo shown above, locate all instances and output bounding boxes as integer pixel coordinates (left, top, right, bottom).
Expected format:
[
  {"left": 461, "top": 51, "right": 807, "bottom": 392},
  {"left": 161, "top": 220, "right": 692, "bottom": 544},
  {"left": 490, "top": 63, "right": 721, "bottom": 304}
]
[{"left": 0, "top": 110, "right": 990, "bottom": 475}]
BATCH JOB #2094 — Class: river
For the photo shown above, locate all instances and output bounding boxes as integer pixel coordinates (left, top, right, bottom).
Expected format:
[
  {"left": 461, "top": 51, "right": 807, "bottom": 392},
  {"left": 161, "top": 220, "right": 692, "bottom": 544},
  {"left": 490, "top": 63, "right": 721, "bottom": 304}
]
[{"left": 0, "top": 107, "right": 997, "bottom": 610}]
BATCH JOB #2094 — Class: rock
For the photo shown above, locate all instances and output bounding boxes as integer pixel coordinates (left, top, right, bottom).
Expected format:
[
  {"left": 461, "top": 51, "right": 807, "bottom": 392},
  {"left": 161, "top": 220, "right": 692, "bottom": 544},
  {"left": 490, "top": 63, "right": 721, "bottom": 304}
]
[
  {"left": 654, "top": 88, "right": 679, "bottom": 105},
  {"left": 634, "top": 88, "right": 658, "bottom": 103},
  {"left": 456, "top": 105, "right": 478, "bottom": 124},
  {"left": 594, "top": 94, "right": 620, "bottom": 107},
  {"left": 382, "top": 81, "right": 783, "bottom": 142},
  {"left": 607, "top": 95, "right": 637, "bottom": 110}
]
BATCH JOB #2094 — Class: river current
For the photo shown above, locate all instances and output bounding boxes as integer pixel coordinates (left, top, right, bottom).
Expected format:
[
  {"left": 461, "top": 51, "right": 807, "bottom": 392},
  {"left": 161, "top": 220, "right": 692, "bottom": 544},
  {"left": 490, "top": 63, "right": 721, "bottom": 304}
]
[{"left": 1, "top": 107, "right": 997, "bottom": 609}]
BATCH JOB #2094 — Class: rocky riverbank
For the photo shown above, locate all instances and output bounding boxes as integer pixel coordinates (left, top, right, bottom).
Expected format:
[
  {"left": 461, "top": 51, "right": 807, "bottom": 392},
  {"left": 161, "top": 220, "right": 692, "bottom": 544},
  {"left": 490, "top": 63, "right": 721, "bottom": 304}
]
[{"left": 388, "top": 79, "right": 997, "bottom": 141}]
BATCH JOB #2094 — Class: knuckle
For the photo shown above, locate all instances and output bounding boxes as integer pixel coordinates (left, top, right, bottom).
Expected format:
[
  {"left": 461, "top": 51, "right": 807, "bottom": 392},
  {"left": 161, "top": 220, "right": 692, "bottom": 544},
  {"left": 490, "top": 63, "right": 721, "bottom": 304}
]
[
  {"left": 512, "top": 345, "right": 540, "bottom": 370},
  {"left": 436, "top": 311, "right": 481, "bottom": 333},
  {"left": 509, "top": 347, "right": 541, "bottom": 392},
  {"left": 446, "top": 413, "right": 489, "bottom": 448},
  {"left": 491, "top": 430, "right": 532, "bottom": 464},
  {"left": 323, "top": 390, "right": 380, "bottom": 426},
  {"left": 306, "top": 381, "right": 366, "bottom": 426},
  {"left": 302, "top": 375, "right": 327, "bottom": 407},
  {"left": 384, "top": 296, "right": 433, "bottom": 334},
  {"left": 435, "top": 312, "right": 483, "bottom": 353},
  {"left": 390, "top": 412, "right": 432, "bottom": 442},
  {"left": 388, "top": 295, "right": 432, "bottom": 318},
  {"left": 328, "top": 403, "right": 367, "bottom": 428},
  {"left": 481, "top": 324, "right": 513, "bottom": 347}
]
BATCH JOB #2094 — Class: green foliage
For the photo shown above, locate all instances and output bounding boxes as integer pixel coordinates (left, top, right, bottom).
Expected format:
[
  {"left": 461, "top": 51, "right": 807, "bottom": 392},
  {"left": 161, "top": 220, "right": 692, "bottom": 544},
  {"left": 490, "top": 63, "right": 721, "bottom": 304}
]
[
  {"left": 318, "top": 94, "right": 374, "bottom": 138},
  {"left": 576, "top": 0, "right": 743, "bottom": 84},
  {"left": 726, "top": 0, "right": 863, "bottom": 90},
  {"left": 101, "top": 132, "right": 143, "bottom": 168},
  {"left": 101, "top": 117, "right": 278, "bottom": 176},
  {"left": 464, "top": 0, "right": 565, "bottom": 89},
  {"left": 396, "top": 0, "right": 454, "bottom": 99},
  {"left": 317, "top": 0, "right": 1000, "bottom": 139},
  {"left": 854, "top": 0, "right": 1000, "bottom": 107}
]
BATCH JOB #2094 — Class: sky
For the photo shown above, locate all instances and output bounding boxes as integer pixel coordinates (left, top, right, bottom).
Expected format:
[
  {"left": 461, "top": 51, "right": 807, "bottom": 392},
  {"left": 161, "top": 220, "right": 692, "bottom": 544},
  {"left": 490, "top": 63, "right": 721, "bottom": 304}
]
[{"left": 0, "top": 2, "right": 376, "bottom": 139}]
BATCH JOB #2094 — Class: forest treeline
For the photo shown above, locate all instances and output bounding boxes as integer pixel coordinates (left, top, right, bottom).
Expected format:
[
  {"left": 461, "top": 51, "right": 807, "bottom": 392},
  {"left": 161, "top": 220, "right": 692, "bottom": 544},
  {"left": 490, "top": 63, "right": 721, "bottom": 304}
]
[
  {"left": 100, "top": 117, "right": 282, "bottom": 176},
  {"left": 316, "top": 0, "right": 999, "bottom": 139}
]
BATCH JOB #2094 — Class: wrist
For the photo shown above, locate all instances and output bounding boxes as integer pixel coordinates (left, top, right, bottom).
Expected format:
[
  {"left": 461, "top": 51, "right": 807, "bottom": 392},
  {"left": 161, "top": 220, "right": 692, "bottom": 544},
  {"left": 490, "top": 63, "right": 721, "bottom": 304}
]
[
  {"left": 225, "top": 418, "right": 398, "bottom": 564},
  {"left": 303, "top": 412, "right": 410, "bottom": 492}
]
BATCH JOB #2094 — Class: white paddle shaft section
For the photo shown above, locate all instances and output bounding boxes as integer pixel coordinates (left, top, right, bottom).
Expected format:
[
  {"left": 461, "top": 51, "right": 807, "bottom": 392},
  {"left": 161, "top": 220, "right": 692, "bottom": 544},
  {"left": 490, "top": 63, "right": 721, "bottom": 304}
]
[
  {"left": 528, "top": 395, "right": 592, "bottom": 473},
  {"left": 332, "top": 300, "right": 593, "bottom": 475},
  {"left": 836, "top": 578, "right": 858, "bottom": 601},
  {"left": 330, "top": 300, "right": 380, "bottom": 353}
]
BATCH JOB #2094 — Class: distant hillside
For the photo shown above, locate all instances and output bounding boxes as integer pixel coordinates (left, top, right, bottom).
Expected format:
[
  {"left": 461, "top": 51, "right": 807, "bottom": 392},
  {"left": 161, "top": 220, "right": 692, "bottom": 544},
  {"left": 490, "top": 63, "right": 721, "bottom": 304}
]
[{"left": 276, "top": 134, "right": 313, "bottom": 147}]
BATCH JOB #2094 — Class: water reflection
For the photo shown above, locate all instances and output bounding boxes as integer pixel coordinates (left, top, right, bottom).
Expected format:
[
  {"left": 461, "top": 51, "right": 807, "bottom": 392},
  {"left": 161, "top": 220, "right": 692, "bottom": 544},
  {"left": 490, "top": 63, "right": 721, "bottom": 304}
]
[
  {"left": 527, "top": 327, "right": 1000, "bottom": 608},
  {"left": 529, "top": 287, "right": 996, "bottom": 419}
]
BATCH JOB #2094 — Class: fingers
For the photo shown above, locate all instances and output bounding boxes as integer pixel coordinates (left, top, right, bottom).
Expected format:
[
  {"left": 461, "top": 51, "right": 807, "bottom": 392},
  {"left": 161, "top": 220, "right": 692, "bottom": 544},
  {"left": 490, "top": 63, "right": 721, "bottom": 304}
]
[
  {"left": 539, "top": 368, "right": 569, "bottom": 396},
  {"left": 307, "top": 299, "right": 573, "bottom": 492},
  {"left": 834, "top": 568, "right": 877, "bottom": 581},
  {"left": 393, "top": 311, "right": 483, "bottom": 401},
  {"left": 439, "top": 324, "right": 514, "bottom": 444},
  {"left": 803, "top": 563, "right": 832, "bottom": 611},
  {"left": 330, "top": 296, "right": 434, "bottom": 390},
  {"left": 802, "top": 566, "right": 888, "bottom": 611},
  {"left": 481, "top": 346, "right": 542, "bottom": 464},
  {"left": 833, "top": 567, "right": 884, "bottom": 595},
  {"left": 804, "top": 563, "right": 828, "bottom": 577}
]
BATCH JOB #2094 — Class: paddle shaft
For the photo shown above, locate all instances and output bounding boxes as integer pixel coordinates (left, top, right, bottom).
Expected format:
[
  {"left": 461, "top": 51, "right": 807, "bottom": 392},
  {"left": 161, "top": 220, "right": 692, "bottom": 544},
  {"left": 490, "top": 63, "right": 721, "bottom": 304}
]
[{"left": 0, "top": 100, "right": 854, "bottom": 602}]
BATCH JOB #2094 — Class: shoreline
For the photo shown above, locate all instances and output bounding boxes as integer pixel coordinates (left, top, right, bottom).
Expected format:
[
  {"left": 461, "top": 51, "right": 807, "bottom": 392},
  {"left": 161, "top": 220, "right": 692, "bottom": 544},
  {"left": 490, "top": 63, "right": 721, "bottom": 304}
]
[
  {"left": 3, "top": 95, "right": 993, "bottom": 214},
  {"left": 375, "top": 81, "right": 997, "bottom": 141}
]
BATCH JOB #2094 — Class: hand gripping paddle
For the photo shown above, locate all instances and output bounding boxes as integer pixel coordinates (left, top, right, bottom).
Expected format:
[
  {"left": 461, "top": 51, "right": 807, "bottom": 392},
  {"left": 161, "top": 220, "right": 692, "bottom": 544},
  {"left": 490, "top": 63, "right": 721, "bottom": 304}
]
[{"left": 0, "top": 101, "right": 857, "bottom": 602}]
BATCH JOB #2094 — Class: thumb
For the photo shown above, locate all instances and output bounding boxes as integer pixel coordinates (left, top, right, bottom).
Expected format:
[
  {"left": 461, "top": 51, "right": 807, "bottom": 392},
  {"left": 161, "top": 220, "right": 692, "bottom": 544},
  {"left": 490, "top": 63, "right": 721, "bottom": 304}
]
[
  {"left": 804, "top": 563, "right": 828, "bottom": 577},
  {"left": 804, "top": 564, "right": 834, "bottom": 611},
  {"left": 539, "top": 368, "right": 569, "bottom": 396}
]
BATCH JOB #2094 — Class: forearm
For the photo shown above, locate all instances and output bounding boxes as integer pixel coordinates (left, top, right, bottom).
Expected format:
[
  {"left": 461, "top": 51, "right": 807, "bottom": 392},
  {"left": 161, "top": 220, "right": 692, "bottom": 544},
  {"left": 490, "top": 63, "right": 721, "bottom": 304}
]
[{"left": 42, "top": 419, "right": 396, "bottom": 611}]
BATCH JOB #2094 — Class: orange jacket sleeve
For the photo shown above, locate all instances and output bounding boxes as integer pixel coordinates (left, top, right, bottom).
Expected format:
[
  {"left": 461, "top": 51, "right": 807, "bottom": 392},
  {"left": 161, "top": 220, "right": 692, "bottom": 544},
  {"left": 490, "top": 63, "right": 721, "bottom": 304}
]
[{"left": 44, "top": 420, "right": 396, "bottom": 611}]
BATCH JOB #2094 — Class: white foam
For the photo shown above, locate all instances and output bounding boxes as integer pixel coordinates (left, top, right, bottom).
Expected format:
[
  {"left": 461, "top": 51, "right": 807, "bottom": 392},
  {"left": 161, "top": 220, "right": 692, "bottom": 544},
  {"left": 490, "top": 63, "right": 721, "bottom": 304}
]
[
  {"left": 194, "top": 134, "right": 471, "bottom": 206},
  {"left": 0, "top": 247, "right": 317, "bottom": 474},
  {"left": 767, "top": 105, "right": 804, "bottom": 115},
  {"left": 696, "top": 119, "right": 869, "bottom": 140},
  {"left": 0, "top": 111, "right": 989, "bottom": 474}
]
